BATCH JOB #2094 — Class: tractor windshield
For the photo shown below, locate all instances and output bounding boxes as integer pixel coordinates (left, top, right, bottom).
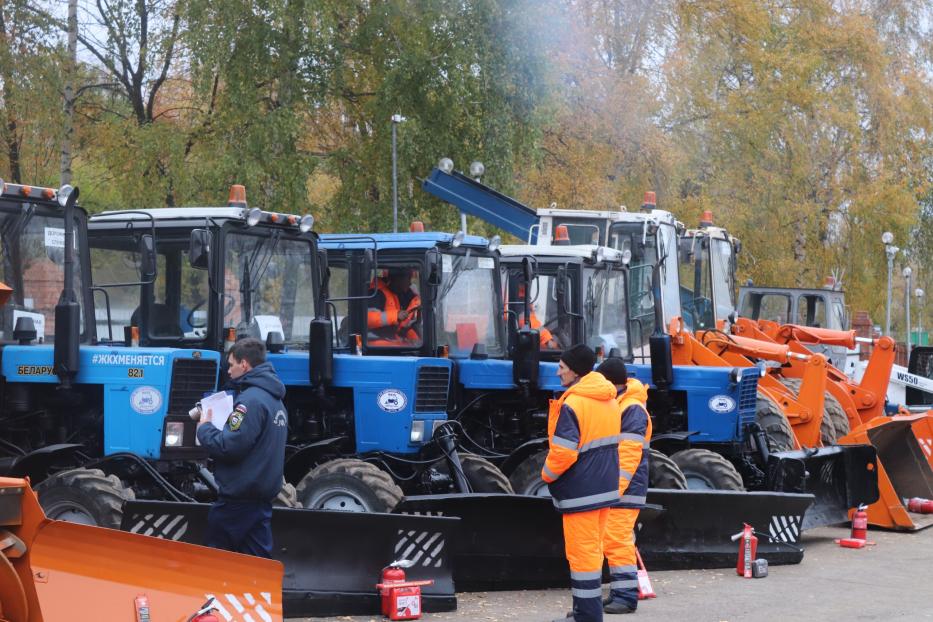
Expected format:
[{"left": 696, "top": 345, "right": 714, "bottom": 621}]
[
  {"left": 585, "top": 266, "right": 630, "bottom": 358},
  {"left": 436, "top": 251, "right": 503, "bottom": 357},
  {"left": 609, "top": 221, "right": 681, "bottom": 352},
  {"left": 0, "top": 202, "right": 87, "bottom": 343},
  {"left": 223, "top": 230, "right": 316, "bottom": 346}
]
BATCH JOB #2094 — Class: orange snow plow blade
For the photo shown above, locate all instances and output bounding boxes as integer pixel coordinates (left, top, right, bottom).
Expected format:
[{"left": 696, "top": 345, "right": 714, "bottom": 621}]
[
  {"left": 839, "top": 415, "right": 933, "bottom": 531},
  {"left": 0, "top": 476, "right": 283, "bottom": 622}
]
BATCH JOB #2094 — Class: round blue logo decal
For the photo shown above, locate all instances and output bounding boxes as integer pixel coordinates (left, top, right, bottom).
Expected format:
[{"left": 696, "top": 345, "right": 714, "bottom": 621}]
[
  {"left": 708, "top": 395, "right": 736, "bottom": 414},
  {"left": 130, "top": 386, "right": 163, "bottom": 415},
  {"left": 377, "top": 389, "right": 407, "bottom": 413}
]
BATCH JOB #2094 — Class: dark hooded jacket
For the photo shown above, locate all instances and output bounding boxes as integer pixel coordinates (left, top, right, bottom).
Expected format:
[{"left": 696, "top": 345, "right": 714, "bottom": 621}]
[{"left": 196, "top": 362, "right": 287, "bottom": 502}]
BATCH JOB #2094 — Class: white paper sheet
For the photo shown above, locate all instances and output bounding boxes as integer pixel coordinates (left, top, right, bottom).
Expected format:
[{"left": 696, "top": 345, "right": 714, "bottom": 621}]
[{"left": 200, "top": 390, "right": 234, "bottom": 431}]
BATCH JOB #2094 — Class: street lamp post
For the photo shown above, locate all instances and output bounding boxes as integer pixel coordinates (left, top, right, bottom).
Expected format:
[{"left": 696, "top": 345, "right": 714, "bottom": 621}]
[
  {"left": 903, "top": 266, "right": 912, "bottom": 356},
  {"left": 882, "top": 231, "right": 897, "bottom": 336},
  {"left": 917, "top": 288, "right": 925, "bottom": 345},
  {"left": 391, "top": 114, "right": 407, "bottom": 233}
]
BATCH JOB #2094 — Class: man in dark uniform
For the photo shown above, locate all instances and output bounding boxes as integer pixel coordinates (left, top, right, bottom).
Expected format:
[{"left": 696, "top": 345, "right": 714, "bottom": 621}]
[{"left": 196, "top": 337, "right": 287, "bottom": 558}]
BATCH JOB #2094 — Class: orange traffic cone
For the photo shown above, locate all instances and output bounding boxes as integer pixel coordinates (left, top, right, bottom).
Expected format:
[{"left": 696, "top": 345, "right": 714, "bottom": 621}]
[{"left": 635, "top": 548, "right": 656, "bottom": 600}]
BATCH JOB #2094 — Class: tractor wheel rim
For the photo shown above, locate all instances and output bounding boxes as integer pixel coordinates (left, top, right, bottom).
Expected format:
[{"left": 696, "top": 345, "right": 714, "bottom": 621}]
[
  {"left": 683, "top": 473, "right": 717, "bottom": 490},
  {"left": 309, "top": 489, "right": 370, "bottom": 512},
  {"left": 525, "top": 479, "right": 551, "bottom": 497},
  {"left": 46, "top": 503, "right": 97, "bottom": 525}
]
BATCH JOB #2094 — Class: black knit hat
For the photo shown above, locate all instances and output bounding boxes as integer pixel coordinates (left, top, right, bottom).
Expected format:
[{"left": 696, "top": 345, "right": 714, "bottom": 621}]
[
  {"left": 560, "top": 344, "right": 596, "bottom": 377},
  {"left": 596, "top": 357, "right": 628, "bottom": 385}
]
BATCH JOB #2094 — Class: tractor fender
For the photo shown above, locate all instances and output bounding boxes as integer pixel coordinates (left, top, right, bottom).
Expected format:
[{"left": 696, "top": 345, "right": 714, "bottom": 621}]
[
  {"left": 649, "top": 432, "right": 696, "bottom": 455},
  {"left": 499, "top": 438, "right": 548, "bottom": 477},
  {"left": 284, "top": 437, "right": 349, "bottom": 483},
  {"left": 6, "top": 444, "right": 84, "bottom": 482}
]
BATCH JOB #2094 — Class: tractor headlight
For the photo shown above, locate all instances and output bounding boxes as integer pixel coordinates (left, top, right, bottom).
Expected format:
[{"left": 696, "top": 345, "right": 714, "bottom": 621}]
[
  {"left": 57, "top": 184, "right": 75, "bottom": 207},
  {"left": 164, "top": 421, "right": 185, "bottom": 447},
  {"left": 410, "top": 420, "right": 426, "bottom": 443},
  {"left": 246, "top": 207, "right": 262, "bottom": 227},
  {"left": 451, "top": 231, "right": 465, "bottom": 248},
  {"left": 438, "top": 157, "right": 454, "bottom": 174},
  {"left": 488, "top": 235, "right": 501, "bottom": 252},
  {"left": 299, "top": 214, "right": 314, "bottom": 232}
]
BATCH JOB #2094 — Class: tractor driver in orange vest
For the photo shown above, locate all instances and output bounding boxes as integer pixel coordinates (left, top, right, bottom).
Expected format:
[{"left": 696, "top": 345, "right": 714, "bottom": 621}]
[
  {"left": 507, "top": 283, "right": 560, "bottom": 350},
  {"left": 367, "top": 266, "right": 421, "bottom": 344}
]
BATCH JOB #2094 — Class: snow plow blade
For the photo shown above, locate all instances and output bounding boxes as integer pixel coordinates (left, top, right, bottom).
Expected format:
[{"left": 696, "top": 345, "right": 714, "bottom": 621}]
[
  {"left": 839, "top": 414, "right": 933, "bottom": 530},
  {"left": 639, "top": 489, "right": 813, "bottom": 570},
  {"left": 1, "top": 477, "right": 283, "bottom": 622},
  {"left": 395, "top": 490, "right": 813, "bottom": 589},
  {"left": 121, "top": 500, "right": 458, "bottom": 617},
  {"left": 767, "top": 444, "right": 879, "bottom": 529}
]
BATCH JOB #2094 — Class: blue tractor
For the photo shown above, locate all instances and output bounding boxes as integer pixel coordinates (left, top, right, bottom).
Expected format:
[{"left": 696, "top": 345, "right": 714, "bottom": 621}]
[
  {"left": 88, "top": 189, "right": 500, "bottom": 512},
  {"left": 0, "top": 180, "right": 223, "bottom": 528},
  {"left": 319, "top": 229, "right": 564, "bottom": 493},
  {"left": 421, "top": 163, "right": 879, "bottom": 526}
]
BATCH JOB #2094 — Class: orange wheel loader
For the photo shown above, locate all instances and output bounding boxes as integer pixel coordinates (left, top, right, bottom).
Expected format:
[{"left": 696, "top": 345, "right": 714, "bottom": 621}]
[{"left": 733, "top": 319, "right": 933, "bottom": 530}]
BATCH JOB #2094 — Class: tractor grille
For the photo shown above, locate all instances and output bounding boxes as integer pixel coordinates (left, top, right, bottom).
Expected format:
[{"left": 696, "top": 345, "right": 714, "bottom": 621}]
[
  {"left": 737, "top": 372, "right": 759, "bottom": 430},
  {"left": 167, "top": 358, "right": 218, "bottom": 414},
  {"left": 414, "top": 366, "right": 450, "bottom": 413}
]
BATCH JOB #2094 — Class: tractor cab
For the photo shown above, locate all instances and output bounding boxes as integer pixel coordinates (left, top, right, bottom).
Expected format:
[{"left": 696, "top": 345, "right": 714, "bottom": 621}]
[
  {"left": 0, "top": 183, "right": 93, "bottom": 347},
  {"left": 89, "top": 191, "right": 319, "bottom": 353},
  {"left": 678, "top": 213, "right": 741, "bottom": 332},
  {"left": 532, "top": 196, "right": 682, "bottom": 360},
  {"left": 319, "top": 229, "right": 505, "bottom": 360},
  {"left": 499, "top": 244, "right": 632, "bottom": 360},
  {"left": 738, "top": 283, "right": 849, "bottom": 331}
]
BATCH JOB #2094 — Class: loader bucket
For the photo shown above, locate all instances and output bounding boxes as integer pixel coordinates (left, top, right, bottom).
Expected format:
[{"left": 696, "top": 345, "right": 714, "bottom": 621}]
[
  {"left": 122, "top": 500, "right": 458, "bottom": 617},
  {"left": 0, "top": 477, "right": 283, "bottom": 622},
  {"left": 766, "top": 445, "right": 879, "bottom": 530},
  {"left": 395, "top": 490, "right": 813, "bottom": 589},
  {"left": 839, "top": 414, "right": 933, "bottom": 530},
  {"left": 909, "top": 413, "right": 933, "bottom": 468}
]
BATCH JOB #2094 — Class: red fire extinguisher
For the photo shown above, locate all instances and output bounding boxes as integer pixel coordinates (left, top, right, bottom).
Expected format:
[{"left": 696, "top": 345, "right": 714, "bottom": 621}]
[
  {"left": 908, "top": 497, "right": 933, "bottom": 514},
  {"left": 377, "top": 559, "right": 434, "bottom": 621},
  {"left": 731, "top": 523, "right": 757, "bottom": 578},
  {"left": 851, "top": 504, "right": 868, "bottom": 540}
]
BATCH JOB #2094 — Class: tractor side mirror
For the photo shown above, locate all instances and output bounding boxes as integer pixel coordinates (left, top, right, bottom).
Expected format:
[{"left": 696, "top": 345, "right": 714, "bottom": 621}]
[
  {"left": 138, "top": 234, "right": 157, "bottom": 281},
  {"left": 522, "top": 257, "right": 533, "bottom": 284},
  {"left": 188, "top": 229, "right": 212, "bottom": 270},
  {"left": 427, "top": 249, "right": 442, "bottom": 286}
]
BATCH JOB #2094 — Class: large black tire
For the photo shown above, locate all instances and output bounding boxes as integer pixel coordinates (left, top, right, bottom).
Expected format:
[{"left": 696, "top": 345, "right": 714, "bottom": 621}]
[
  {"left": 458, "top": 454, "right": 514, "bottom": 493},
  {"left": 825, "top": 391, "right": 850, "bottom": 440},
  {"left": 508, "top": 450, "right": 550, "bottom": 497},
  {"left": 670, "top": 449, "right": 745, "bottom": 491},
  {"left": 36, "top": 468, "right": 135, "bottom": 529},
  {"left": 779, "top": 377, "right": 836, "bottom": 445},
  {"left": 756, "top": 392, "right": 796, "bottom": 452},
  {"left": 274, "top": 481, "right": 300, "bottom": 508},
  {"left": 296, "top": 458, "right": 403, "bottom": 512},
  {"left": 648, "top": 449, "right": 687, "bottom": 489}
]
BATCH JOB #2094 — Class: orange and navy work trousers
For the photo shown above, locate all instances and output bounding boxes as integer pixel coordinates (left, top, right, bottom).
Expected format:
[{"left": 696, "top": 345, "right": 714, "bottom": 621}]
[
  {"left": 563, "top": 507, "right": 609, "bottom": 622},
  {"left": 602, "top": 507, "right": 639, "bottom": 609}
]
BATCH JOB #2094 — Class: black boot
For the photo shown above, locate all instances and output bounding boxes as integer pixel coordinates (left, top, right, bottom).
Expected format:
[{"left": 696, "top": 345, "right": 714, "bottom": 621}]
[{"left": 603, "top": 600, "right": 636, "bottom": 614}]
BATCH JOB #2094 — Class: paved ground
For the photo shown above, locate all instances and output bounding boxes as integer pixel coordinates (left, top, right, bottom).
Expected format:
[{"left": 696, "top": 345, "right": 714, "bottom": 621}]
[{"left": 290, "top": 523, "right": 933, "bottom": 621}]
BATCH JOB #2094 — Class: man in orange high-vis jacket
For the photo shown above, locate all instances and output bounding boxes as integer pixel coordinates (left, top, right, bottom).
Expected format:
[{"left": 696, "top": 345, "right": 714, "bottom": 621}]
[
  {"left": 543, "top": 344, "right": 622, "bottom": 622},
  {"left": 367, "top": 267, "right": 420, "bottom": 343},
  {"left": 595, "top": 357, "right": 651, "bottom": 615}
]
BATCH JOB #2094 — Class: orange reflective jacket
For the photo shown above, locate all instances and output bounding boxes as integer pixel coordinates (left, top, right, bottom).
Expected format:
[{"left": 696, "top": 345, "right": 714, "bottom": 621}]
[
  {"left": 542, "top": 371, "right": 621, "bottom": 513},
  {"left": 368, "top": 279, "right": 420, "bottom": 342}
]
